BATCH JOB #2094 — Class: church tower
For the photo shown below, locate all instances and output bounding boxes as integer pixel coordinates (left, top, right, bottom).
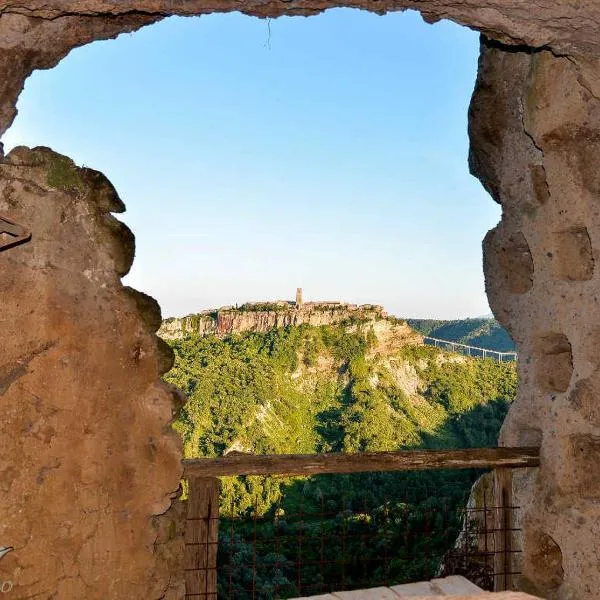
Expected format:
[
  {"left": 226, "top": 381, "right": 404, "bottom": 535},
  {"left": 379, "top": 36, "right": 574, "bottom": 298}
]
[{"left": 296, "top": 288, "right": 303, "bottom": 307}]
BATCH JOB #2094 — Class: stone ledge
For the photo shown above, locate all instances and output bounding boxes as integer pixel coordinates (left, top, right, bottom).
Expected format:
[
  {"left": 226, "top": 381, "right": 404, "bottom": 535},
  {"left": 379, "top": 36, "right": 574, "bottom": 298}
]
[
  {"left": 292, "top": 576, "right": 543, "bottom": 599},
  {"left": 295, "top": 592, "right": 542, "bottom": 599}
]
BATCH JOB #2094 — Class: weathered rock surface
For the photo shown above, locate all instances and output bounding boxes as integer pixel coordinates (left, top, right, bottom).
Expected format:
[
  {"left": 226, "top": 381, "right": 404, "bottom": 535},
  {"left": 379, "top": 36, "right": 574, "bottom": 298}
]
[
  {"left": 2, "top": 0, "right": 600, "bottom": 51},
  {"left": 159, "top": 302, "right": 393, "bottom": 339},
  {"left": 0, "top": 147, "right": 184, "bottom": 598},
  {"left": 2, "top": 0, "right": 600, "bottom": 138},
  {"left": 471, "top": 38, "right": 600, "bottom": 599}
]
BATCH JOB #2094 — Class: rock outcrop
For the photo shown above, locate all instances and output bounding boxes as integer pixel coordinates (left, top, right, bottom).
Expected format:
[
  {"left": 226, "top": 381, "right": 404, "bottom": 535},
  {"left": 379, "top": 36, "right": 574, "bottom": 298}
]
[
  {"left": 159, "top": 302, "right": 390, "bottom": 339},
  {"left": 470, "top": 39, "right": 600, "bottom": 599},
  {"left": 0, "top": 147, "right": 184, "bottom": 599}
]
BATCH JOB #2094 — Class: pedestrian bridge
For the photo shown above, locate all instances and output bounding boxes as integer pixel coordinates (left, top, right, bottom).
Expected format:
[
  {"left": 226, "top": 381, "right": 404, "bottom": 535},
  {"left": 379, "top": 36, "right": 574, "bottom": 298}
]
[{"left": 423, "top": 337, "right": 517, "bottom": 362}]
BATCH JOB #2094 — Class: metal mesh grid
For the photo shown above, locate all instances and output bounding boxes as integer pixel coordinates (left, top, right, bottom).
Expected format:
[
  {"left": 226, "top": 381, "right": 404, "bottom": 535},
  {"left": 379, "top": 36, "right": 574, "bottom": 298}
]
[{"left": 184, "top": 472, "right": 521, "bottom": 599}]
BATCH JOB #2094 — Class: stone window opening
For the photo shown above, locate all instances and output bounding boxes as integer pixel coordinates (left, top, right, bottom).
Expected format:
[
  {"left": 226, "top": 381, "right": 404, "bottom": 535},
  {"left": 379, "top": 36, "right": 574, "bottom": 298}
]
[{"left": 1, "top": 3, "right": 598, "bottom": 599}]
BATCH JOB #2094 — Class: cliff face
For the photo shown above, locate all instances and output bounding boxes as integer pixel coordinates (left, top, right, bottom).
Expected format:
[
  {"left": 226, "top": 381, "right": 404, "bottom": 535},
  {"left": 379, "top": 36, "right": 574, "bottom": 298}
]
[{"left": 159, "top": 302, "right": 390, "bottom": 339}]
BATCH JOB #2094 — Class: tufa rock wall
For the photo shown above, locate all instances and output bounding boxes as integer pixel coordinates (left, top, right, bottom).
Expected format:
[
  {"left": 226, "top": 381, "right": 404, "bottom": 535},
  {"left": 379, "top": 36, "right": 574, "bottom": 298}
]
[
  {"left": 0, "top": 147, "right": 185, "bottom": 598},
  {"left": 470, "top": 38, "right": 600, "bottom": 599},
  {"left": 2, "top": 1, "right": 600, "bottom": 599},
  {"left": 2, "top": 0, "right": 600, "bottom": 138},
  {"left": 159, "top": 303, "right": 389, "bottom": 339}
]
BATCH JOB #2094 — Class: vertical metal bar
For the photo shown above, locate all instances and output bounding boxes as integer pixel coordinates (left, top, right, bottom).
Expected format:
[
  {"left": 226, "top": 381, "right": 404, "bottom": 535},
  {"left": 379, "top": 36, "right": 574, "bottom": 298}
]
[
  {"left": 252, "top": 496, "right": 257, "bottom": 600},
  {"left": 424, "top": 505, "right": 431, "bottom": 578},
  {"left": 297, "top": 495, "right": 304, "bottom": 596},
  {"left": 229, "top": 498, "right": 234, "bottom": 599},
  {"left": 205, "top": 492, "right": 210, "bottom": 600},
  {"left": 341, "top": 496, "right": 347, "bottom": 591},
  {"left": 463, "top": 503, "right": 469, "bottom": 574},
  {"left": 503, "top": 485, "right": 511, "bottom": 590},
  {"left": 383, "top": 495, "right": 390, "bottom": 587},
  {"left": 483, "top": 485, "right": 490, "bottom": 590},
  {"left": 275, "top": 498, "right": 281, "bottom": 599},
  {"left": 494, "top": 468, "right": 513, "bottom": 591},
  {"left": 402, "top": 493, "right": 409, "bottom": 567},
  {"left": 320, "top": 494, "right": 325, "bottom": 594},
  {"left": 442, "top": 497, "right": 448, "bottom": 547}
]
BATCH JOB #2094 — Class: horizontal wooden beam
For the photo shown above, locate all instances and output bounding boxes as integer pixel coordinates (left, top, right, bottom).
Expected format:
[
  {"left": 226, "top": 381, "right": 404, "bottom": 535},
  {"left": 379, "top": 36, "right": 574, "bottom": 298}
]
[{"left": 182, "top": 447, "right": 540, "bottom": 478}]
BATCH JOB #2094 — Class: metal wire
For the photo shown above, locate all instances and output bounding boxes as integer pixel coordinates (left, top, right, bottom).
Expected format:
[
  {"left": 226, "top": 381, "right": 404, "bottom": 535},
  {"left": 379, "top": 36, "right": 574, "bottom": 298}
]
[{"left": 185, "top": 475, "right": 522, "bottom": 599}]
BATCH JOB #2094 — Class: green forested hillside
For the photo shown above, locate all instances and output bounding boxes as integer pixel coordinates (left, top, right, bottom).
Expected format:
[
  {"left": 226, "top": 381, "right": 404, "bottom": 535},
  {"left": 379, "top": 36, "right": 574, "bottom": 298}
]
[
  {"left": 165, "top": 322, "right": 517, "bottom": 596},
  {"left": 407, "top": 318, "right": 515, "bottom": 352}
]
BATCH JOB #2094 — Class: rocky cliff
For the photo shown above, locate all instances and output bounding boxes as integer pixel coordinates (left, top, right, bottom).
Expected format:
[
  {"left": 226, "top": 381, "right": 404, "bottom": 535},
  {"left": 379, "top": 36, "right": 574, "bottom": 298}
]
[{"left": 159, "top": 301, "right": 391, "bottom": 339}]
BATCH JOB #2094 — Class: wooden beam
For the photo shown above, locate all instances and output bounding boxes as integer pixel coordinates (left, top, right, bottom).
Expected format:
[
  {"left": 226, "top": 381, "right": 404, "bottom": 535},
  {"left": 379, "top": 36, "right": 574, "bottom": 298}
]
[
  {"left": 182, "top": 447, "right": 540, "bottom": 478},
  {"left": 184, "top": 477, "right": 219, "bottom": 600}
]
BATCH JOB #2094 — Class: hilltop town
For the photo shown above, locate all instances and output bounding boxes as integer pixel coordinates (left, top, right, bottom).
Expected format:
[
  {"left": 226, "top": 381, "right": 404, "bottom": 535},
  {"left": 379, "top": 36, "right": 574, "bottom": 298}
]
[{"left": 159, "top": 288, "right": 394, "bottom": 339}]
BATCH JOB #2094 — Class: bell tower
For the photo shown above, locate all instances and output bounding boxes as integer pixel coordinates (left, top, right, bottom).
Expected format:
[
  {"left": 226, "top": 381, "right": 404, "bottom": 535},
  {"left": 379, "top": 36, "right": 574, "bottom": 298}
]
[{"left": 296, "top": 287, "right": 303, "bottom": 307}]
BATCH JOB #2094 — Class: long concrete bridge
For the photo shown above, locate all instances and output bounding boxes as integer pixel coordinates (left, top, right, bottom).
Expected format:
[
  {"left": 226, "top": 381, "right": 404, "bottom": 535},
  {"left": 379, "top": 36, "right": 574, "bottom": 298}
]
[{"left": 423, "top": 336, "right": 518, "bottom": 362}]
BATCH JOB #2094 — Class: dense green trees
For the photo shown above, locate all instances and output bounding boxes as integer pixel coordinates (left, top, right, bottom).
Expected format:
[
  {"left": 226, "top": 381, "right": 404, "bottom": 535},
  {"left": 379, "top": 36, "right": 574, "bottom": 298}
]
[
  {"left": 165, "top": 322, "right": 517, "bottom": 596},
  {"left": 168, "top": 324, "right": 516, "bottom": 466}
]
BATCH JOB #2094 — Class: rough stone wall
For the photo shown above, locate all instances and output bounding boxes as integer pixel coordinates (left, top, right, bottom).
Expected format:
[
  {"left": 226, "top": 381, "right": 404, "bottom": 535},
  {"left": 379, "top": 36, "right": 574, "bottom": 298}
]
[
  {"left": 470, "top": 38, "right": 600, "bottom": 599},
  {"left": 0, "top": 147, "right": 185, "bottom": 598}
]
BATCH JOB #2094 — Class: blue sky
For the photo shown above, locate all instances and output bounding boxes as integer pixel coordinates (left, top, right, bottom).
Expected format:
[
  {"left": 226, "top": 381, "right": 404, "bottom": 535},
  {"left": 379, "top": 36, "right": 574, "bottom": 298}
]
[{"left": 2, "top": 10, "right": 500, "bottom": 319}]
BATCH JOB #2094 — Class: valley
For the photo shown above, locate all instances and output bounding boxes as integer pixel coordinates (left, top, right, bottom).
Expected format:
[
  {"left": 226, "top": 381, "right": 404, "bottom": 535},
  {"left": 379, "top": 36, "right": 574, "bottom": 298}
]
[{"left": 163, "top": 304, "right": 517, "bottom": 596}]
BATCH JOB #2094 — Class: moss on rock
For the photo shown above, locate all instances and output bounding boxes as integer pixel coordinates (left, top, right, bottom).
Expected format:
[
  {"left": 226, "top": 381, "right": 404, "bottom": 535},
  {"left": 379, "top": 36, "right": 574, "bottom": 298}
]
[{"left": 45, "top": 153, "right": 85, "bottom": 194}]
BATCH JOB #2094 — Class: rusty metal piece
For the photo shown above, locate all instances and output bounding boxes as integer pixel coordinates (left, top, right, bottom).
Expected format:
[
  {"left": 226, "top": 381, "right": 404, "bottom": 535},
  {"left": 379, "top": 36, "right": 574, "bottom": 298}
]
[{"left": 0, "top": 214, "right": 31, "bottom": 252}]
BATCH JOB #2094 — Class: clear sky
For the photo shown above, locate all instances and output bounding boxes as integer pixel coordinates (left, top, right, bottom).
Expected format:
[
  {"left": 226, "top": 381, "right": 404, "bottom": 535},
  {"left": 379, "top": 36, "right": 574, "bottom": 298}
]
[{"left": 2, "top": 9, "right": 500, "bottom": 319}]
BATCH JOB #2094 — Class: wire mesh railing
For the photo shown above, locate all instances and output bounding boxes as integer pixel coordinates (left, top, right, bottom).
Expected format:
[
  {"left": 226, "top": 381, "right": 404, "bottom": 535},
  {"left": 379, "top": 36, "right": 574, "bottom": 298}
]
[
  {"left": 182, "top": 448, "right": 538, "bottom": 599},
  {"left": 216, "top": 479, "right": 520, "bottom": 598}
]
